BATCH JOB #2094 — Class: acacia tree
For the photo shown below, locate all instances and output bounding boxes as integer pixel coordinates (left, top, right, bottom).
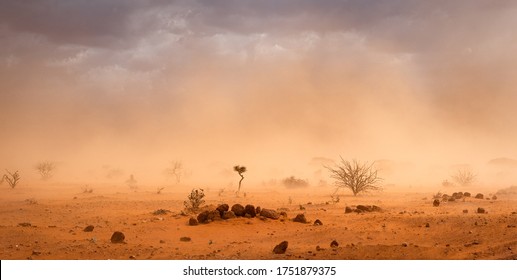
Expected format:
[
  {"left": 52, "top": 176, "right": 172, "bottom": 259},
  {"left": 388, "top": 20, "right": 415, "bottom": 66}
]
[
  {"left": 165, "top": 161, "right": 183, "bottom": 184},
  {"left": 35, "top": 161, "right": 55, "bottom": 180},
  {"left": 325, "top": 158, "right": 382, "bottom": 196},
  {"left": 233, "top": 165, "right": 247, "bottom": 193}
]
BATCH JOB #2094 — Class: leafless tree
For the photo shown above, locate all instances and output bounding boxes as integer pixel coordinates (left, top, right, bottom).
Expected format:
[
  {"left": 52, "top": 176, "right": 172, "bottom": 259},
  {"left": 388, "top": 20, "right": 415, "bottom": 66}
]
[
  {"left": 165, "top": 161, "right": 183, "bottom": 184},
  {"left": 451, "top": 168, "right": 476, "bottom": 187},
  {"left": 325, "top": 158, "right": 382, "bottom": 196},
  {"left": 3, "top": 170, "right": 21, "bottom": 188},
  {"left": 233, "top": 165, "right": 247, "bottom": 193},
  {"left": 35, "top": 161, "right": 55, "bottom": 180}
]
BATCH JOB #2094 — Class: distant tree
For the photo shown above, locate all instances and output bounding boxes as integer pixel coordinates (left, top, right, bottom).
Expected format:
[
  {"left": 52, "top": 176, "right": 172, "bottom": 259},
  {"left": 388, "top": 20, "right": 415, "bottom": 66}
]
[
  {"left": 165, "top": 161, "right": 183, "bottom": 184},
  {"left": 325, "top": 157, "right": 382, "bottom": 196},
  {"left": 125, "top": 174, "right": 137, "bottom": 190},
  {"left": 3, "top": 170, "right": 21, "bottom": 188},
  {"left": 451, "top": 168, "right": 476, "bottom": 187},
  {"left": 35, "top": 161, "right": 55, "bottom": 180},
  {"left": 233, "top": 165, "right": 247, "bottom": 193},
  {"left": 282, "top": 176, "right": 309, "bottom": 189}
]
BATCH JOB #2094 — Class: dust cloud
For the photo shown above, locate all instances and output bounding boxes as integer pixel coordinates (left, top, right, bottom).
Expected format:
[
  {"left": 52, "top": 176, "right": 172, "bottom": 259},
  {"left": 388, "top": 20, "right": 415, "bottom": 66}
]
[{"left": 1, "top": 1, "right": 517, "bottom": 192}]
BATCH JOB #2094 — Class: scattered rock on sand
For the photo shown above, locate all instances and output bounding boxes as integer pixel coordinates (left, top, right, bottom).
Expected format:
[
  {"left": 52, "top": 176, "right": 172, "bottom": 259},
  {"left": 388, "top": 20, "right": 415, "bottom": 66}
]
[
  {"left": 273, "top": 241, "right": 288, "bottom": 254},
  {"left": 345, "top": 207, "right": 353, "bottom": 214},
  {"left": 180, "top": 237, "right": 191, "bottom": 242},
  {"left": 477, "top": 207, "right": 486, "bottom": 214},
  {"left": 475, "top": 193, "right": 484, "bottom": 199},
  {"left": 260, "top": 208, "right": 280, "bottom": 220},
  {"left": 222, "top": 211, "right": 236, "bottom": 219},
  {"left": 330, "top": 240, "right": 339, "bottom": 248},
  {"left": 314, "top": 219, "right": 323, "bottom": 226},
  {"left": 189, "top": 217, "right": 198, "bottom": 226},
  {"left": 231, "top": 204, "right": 246, "bottom": 217},
  {"left": 110, "top": 231, "right": 125, "bottom": 243},
  {"left": 245, "top": 204, "right": 256, "bottom": 218},
  {"left": 83, "top": 225, "right": 95, "bottom": 232},
  {"left": 293, "top": 214, "right": 307, "bottom": 223},
  {"left": 433, "top": 199, "right": 440, "bottom": 207}
]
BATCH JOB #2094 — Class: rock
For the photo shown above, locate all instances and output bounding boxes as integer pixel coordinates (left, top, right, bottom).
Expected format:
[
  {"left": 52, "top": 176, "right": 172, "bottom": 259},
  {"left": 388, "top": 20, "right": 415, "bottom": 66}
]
[
  {"left": 356, "top": 205, "right": 371, "bottom": 212},
  {"left": 463, "top": 209, "right": 469, "bottom": 214},
  {"left": 260, "top": 208, "right": 280, "bottom": 220},
  {"left": 152, "top": 209, "right": 171, "bottom": 215},
  {"left": 216, "top": 204, "right": 229, "bottom": 216},
  {"left": 464, "top": 192, "right": 471, "bottom": 197},
  {"left": 273, "top": 241, "right": 288, "bottom": 254},
  {"left": 475, "top": 193, "right": 484, "bottom": 199},
  {"left": 231, "top": 204, "right": 246, "bottom": 217},
  {"left": 18, "top": 222, "right": 32, "bottom": 227},
  {"left": 330, "top": 240, "right": 339, "bottom": 248},
  {"left": 433, "top": 199, "right": 440, "bottom": 207},
  {"left": 402, "top": 242, "right": 408, "bottom": 247},
  {"left": 448, "top": 197, "right": 456, "bottom": 202},
  {"left": 293, "top": 214, "right": 307, "bottom": 223},
  {"left": 425, "top": 223, "right": 430, "bottom": 228},
  {"left": 189, "top": 217, "right": 198, "bottom": 226},
  {"left": 244, "top": 204, "right": 256, "bottom": 218},
  {"left": 255, "top": 206, "right": 261, "bottom": 214},
  {"left": 83, "top": 225, "right": 95, "bottom": 232},
  {"left": 180, "top": 237, "right": 191, "bottom": 242},
  {"left": 314, "top": 219, "right": 323, "bottom": 226},
  {"left": 32, "top": 250, "right": 42, "bottom": 256},
  {"left": 222, "top": 210, "right": 236, "bottom": 219},
  {"left": 492, "top": 195, "right": 498, "bottom": 200},
  {"left": 197, "top": 211, "right": 210, "bottom": 224},
  {"left": 345, "top": 207, "right": 353, "bottom": 214},
  {"left": 371, "top": 205, "right": 382, "bottom": 212},
  {"left": 110, "top": 231, "right": 125, "bottom": 243},
  {"left": 207, "top": 210, "right": 222, "bottom": 222},
  {"left": 477, "top": 207, "right": 486, "bottom": 214}
]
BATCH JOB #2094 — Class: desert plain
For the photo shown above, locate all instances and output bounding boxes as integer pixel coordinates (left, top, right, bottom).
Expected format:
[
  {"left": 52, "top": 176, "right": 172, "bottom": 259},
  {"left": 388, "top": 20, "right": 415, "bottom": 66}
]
[{"left": 1, "top": 183, "right": 516, "bottom": 260}]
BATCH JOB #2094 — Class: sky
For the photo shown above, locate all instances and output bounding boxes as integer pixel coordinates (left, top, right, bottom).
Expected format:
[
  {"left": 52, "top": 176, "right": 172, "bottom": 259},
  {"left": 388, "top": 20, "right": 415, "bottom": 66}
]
[{"left": 1, "top": 0, "right": 517, "bottom": 187}]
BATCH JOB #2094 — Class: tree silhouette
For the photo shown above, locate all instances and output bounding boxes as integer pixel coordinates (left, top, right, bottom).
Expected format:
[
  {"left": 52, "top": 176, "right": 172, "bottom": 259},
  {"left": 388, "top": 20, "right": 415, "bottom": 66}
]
[
  {"left": 325, "top": 158, "right": 382, "bottom": 196},
  {"left": 233, "top": 165, "right": 247, "bottom": 193}
]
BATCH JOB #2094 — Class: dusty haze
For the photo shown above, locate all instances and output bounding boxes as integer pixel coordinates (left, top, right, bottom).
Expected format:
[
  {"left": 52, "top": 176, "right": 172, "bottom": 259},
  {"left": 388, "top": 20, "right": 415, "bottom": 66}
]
[{"left": 1, "top": 0, "right": 517, "bottom": 190}]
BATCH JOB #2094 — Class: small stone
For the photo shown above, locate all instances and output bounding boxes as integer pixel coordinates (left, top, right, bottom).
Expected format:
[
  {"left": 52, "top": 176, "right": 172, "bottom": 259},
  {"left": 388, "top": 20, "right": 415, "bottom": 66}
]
[
  {"left": 255, "top": 206, "right": 261, "bottom": 214},
  {"left": 244, "top": 204, "right": 256, "bottom": 218},
  {"left": 402, "top": 242, "right": 408, "bottom": 247},
  {"left": 159, "top": 240, "right": 166, "bottom": 244},
  {"left": 330, "top": 240, "right": 339, "bottom": 248},
  {"left": 260, "top": 208, "right": 280, "bottom": 220},
  {"left": 32, "top": 250, "right": 42, "bottom": 256},
  {"left": 433, "top": 199, "right": 440, "bottom": 207},
  {"left": 110, "top": 231, "right": 125, "bottom": 243},
  {"left": 293, "top": 213, "right": 307, "bottom": 223},
  {"left": 345, "top": 207, "right": 353, "bottom": 213},
  {"left": 18, "top": 222, "right": 32, "bottom": 227},
  {"left": 477, "top": 207, "right": 486, "bottom": 214},
  {"left": 189, "top": 217, "right": 199, "bottom": 226},
  {"left": 492, "top": 195, "right": 497, "bottom": 200},
  {"left": 425, "top": 223, "right": 430, "bottom": 228},
  {"left": 356, "top": 205, "right": 371, "bottom": 212},
  {"left": 463, "top": 209, "right": 468, "bottom": 214},
  {"left": 83, "top": 225, "right": 95, "bottom": 232},
  {"left": 475, "top": 193, "right": 484, "bottom": 199},
  {"left": 464, "top": 192, "right": 471, "bottom": 197},
  {"left": 216, "top": 204, "right": 229, "bottom": 216},
  {"left": 129, "top": 255, "right": 136, "bottom": 259},
  {"left": 273, "top": 241, "right": 288, "bottom": 254},
  {"left": 180, "top": 237, "right": 191, "bottom": 242},
  {"left": 314, "top": 219, "right": 323, "bottom": 226}
]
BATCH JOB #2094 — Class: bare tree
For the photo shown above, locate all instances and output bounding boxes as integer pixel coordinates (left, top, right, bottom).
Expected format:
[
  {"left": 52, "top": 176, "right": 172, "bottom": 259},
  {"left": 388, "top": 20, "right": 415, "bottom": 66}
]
[
  {"left": 233, "top": 165, "right": 247, "bottom": 193},
  {"left": 165, "top": 161, "right": 183, "bottom": 184},
  {"left": 451, "top": 168, "right": 476, "bottom": 187},
  {"left": 325, "top": 158, "right": 382, "bottom": 196},
  {"left": 35, "top": 161, "right": 55, "bottom": 180},
  {"left": 3, "top": 170, "right": 21, "bottom": 188}
]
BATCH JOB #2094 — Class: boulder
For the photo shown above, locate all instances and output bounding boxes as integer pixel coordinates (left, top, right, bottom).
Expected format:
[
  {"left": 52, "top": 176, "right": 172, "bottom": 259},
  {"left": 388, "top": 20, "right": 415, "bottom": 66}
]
[
  {"left": 260, "top": 208, "right": 280, "bottom": 220},
  {"left": 188, "top": 217, "right": 198, "bottom": 226},
  {"left": 464, "top": 192, "right": 471, "bottom": 197},
  {"left": 273, "top": 241, "right": 288, "bottom": 254},
  {"left": 293, "top": 213, "right": 307, "bottom": 223},
  {"left": 216, "top": 204, "right": 229, "bottom": 216},
  {"left": 345, "top": 207, "right": 353, "bottom": 214},
  {"left": 313, "top": 219, "right": 323, "bottom": 226},
  {"left": 222, "top": 210, "right": 236, "bottom": 219},
  {"left": 83, "top": 225, "right": 95, "bottom": 232},
  {"left": 110, "top": 231, "right": 125, "bottom": 243},
  {"left": 245, "top": 204, "right": 256, "bottom": 218},
  {"left": 231, "top": 204, "right": 246, "bottom": 217},
  {"left": 477, "top": 207, "right": 486, "bottom": 214},
  {"left": 207, "top": 210, "right": 222, "bottom": 222},
  {"left": 197, "top": 211, "right": 210, "bottom": 224},
  {"left": 475, "top": 193, "right": 484, "bottom": 199},
  {"left": 255, "top": 206, "right": 261, "bottom": 215},
  {"left": 356, "top": 205, "right": 371, "bottom": 212},
  {"left": 433, "top": 199, "right": 440, "bottom": 207},
  {"left": 330, "top": 240, "right": 339, "bottom": 248}
]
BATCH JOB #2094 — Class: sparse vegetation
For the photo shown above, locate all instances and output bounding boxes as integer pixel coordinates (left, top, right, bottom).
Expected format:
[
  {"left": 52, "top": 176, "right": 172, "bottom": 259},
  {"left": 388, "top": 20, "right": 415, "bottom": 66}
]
[
  {"left": 82, "top": 186, "right": 93, "bottom": 193},
  {"left": 325, "top": 158, "right": 382, "bottom": 196},
  {"left": 156, "top": 187, "right": 165, "bottom": 194},
  {"left": 125, "top": 174, "right": 137, "bottom": 190},
  {"left": 233, "top": 165, "right": 247, "bottom": 193},
  {"left": 282, "top": 176, "right": 308, "bottom": 189},
  {"left": 184, "top": 188, "right": 205, "bottom": 212},
  {"left": 165, "top": 161, "right": 183, "bottom": 184},
  {"left": 451, "top": 168, "right": 476, "bottom": 187},
  {"left": 2, "top": 170, "right": 20, "bottom": 188},
  {"left": 35, "top": 161, "right": 55, "bottom": 180}
]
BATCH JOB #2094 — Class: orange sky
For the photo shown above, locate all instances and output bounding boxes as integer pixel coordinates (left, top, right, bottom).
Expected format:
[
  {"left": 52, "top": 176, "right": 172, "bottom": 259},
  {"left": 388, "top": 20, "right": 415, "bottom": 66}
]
[{"left": 1, "top": 1, "right": 517, "bottom": 188}]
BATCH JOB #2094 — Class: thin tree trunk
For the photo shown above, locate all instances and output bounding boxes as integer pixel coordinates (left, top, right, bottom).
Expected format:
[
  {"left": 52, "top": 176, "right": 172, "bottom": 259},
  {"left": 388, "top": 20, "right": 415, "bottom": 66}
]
[{"left": 238, "top": 174, "right": 244, "bottom": 192}]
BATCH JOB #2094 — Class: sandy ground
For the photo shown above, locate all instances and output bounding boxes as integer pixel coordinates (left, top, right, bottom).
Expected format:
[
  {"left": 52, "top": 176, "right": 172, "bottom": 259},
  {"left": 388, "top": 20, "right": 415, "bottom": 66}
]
[{"left": 0, "top": 184, "right": 516, "bottom": 260}]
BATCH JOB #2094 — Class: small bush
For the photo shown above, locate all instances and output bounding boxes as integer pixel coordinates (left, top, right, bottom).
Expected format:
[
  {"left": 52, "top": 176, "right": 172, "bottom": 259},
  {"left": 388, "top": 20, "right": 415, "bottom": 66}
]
[
  {"left": 282, "top": 176, "right": 309, "bottom": 189},
  {"left": 184, "top": 188, "right": 205, "bottom": 212},
  {"left": 451, "top": 168, "right": 476, "bottom": 187},
  {"left": 2, "top": 170, "right": 20, "bottom": 188},
  {"left": 35, "top": 161, "right": 55, "bottom": 180}
]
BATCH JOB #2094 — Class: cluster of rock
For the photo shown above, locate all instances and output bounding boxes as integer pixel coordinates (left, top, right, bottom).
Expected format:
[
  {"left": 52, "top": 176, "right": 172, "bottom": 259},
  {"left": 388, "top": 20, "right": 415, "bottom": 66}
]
[
  {"left": 433, "top": 192, "right": 497, "bottom": 207},
  {"left": 344, "top": 205, "right": 382, "bottom": 214},
  {"left": 190, "top": 203, "right": 302, "bottom": 225}
]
